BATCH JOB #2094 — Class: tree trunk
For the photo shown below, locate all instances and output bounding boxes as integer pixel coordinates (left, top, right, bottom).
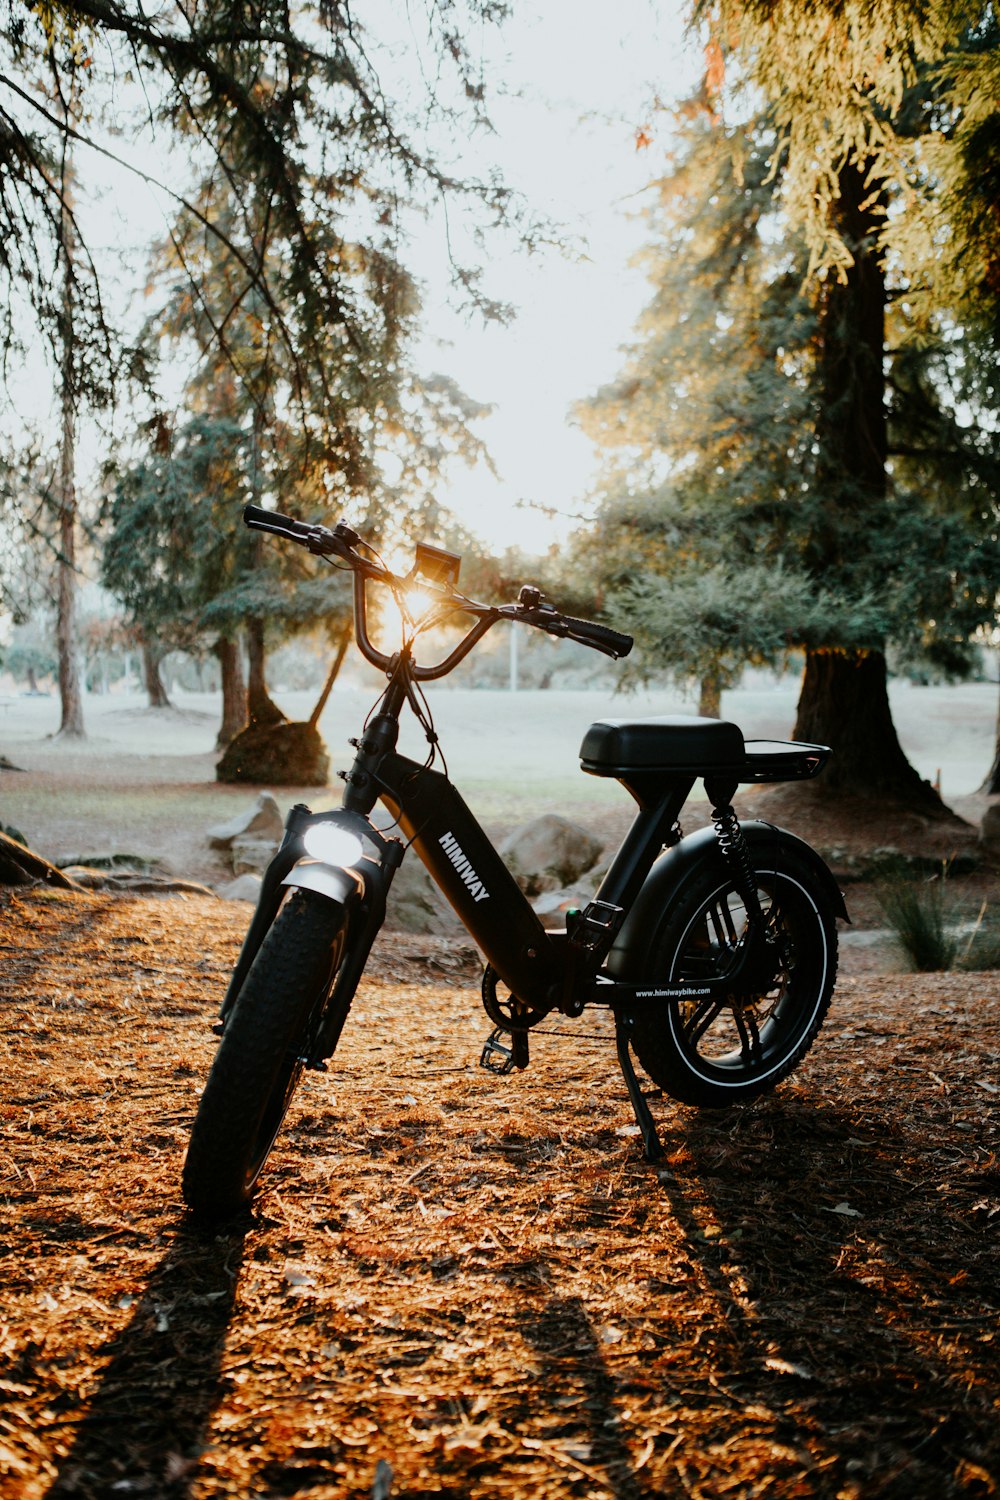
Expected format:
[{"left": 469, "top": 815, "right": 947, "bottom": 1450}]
[
  {"left": 308, "top": 623, "right": 352, "bottom": 729},
  {"left": 797, "top": 161, "right": 941, "bottom": 808},
  {"left": 794, "top": 648, "right": 941, "bottom": 807},
  {"left": 141, "top": 638, "right": 171, "bottom": 708},
  {"left": 55, "top": 413, "right": 84, "bottom": 737},
  {"left": 983, "top": 679, "right": 1000, "bottom": 795},
  {"left": 246, "top": 616, "right": 285, "bottom": 727},
  {"left": 214, "top": 635, "right": 248, "bottom": 749},
  {"left": 698, "top": 672, "right": 721, "bottom": 719},
  {"left": 54, "top": 92, "right": 84, "bottom": 740}
]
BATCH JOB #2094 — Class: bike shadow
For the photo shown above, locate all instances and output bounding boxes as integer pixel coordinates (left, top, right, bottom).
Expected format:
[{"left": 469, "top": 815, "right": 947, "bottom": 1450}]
[
  {"left": 44, "top": 1220, "right": 247, "bottom": 1499},
  {"left": 647, "top": 1091, "right": 997, "bottom": 1481}
]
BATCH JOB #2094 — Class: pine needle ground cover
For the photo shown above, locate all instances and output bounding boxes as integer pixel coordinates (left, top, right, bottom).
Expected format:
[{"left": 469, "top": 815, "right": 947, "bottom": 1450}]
[{"left": 0, "top": 889, "right": 997, "bottom": 1500}]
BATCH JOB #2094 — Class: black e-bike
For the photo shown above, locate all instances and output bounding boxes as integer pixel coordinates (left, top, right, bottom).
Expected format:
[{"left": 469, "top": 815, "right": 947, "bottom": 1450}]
[{"left": 182, "top": 506, "right": 847, "bottom": 1221}]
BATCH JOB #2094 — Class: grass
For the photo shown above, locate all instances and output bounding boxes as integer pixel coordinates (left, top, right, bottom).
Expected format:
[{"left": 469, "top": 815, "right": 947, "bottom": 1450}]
[{"left": 876, "top": 865, "right": 999, "bottom": 972}]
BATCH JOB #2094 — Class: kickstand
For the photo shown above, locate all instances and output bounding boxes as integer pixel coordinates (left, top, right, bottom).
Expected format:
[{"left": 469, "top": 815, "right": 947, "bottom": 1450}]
[{"left": 615, "top": 1017, "right": 664, "bottom": 1162}]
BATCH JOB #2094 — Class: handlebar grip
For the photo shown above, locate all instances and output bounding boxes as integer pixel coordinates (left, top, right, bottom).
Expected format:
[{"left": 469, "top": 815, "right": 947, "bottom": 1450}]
[
  {"left": 560, "top": 615, "right": 633, "bottom": 659},
  {"left": 243, "top": 503, "right": 314, "bottom": 540}
]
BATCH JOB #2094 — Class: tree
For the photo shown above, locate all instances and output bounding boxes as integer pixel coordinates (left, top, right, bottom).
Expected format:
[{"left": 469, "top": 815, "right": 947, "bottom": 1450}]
[
  {"left": 578, "top": 88, "right": 998, "bottom": 798},
  {"left": 686, "top": 2, "right": 1000, "bottom": 797},
  {"left": 53, "top": 102, "right": 85, "bottom": 738},
  {"left": 697, "top": 1, "right": 1000, "bottom": 327},
  {"left": 576, "top": 106, "right": 833, "bottom": 715},
  {"left": 4, "top": 4, "right": 516, "bottom": 754}
]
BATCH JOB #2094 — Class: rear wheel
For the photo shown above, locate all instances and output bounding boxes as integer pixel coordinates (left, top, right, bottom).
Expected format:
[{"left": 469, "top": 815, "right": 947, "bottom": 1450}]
[
  {"left": 631, "top": 847, "right": 837, "bottom": 1108},
  {"left": 183, "top": 890, "right": 349, "bottom": 1221}
]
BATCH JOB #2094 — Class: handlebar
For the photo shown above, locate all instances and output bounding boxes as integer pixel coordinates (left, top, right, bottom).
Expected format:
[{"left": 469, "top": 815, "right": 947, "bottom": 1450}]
[{"left": 243, "top": 504, "right": 633, "bottom": 677}]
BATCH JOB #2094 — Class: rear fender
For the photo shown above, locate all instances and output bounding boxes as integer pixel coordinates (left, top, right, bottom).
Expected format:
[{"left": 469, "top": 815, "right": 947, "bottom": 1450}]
[{"left": 605, "top": 820, "right": 849, "bottom": 980}]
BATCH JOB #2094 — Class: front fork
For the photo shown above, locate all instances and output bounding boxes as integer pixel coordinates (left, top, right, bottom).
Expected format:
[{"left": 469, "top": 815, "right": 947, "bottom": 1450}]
[
  {"left": 217, "top": 802, "right": 403, "bottom": 1031},
  {"left": 218, "top": 802, "right": 318, "bottom": 1024}
]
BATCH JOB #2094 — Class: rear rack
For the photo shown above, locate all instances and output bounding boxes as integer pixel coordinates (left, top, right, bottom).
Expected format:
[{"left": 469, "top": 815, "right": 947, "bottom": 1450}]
[{"left": 739, "top": 740, "right": 829, "bottom": 783}]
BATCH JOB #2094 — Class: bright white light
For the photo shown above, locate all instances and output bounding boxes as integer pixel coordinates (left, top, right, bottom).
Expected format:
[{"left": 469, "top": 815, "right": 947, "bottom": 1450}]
[
  {"left": 302, "top": 824, "right": 365, "bottom": 867},
  {"left": 403, "top": 585, "right": 437, "bottom": 623}
]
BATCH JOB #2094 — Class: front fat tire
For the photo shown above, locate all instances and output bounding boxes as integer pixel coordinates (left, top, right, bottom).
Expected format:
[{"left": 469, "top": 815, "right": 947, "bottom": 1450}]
[
  {"left": 631, "top": 847, "right": 838, "bottom": 1108},
  {"left": 182, "top": 890, "right": 348, "bottom": 1222}
]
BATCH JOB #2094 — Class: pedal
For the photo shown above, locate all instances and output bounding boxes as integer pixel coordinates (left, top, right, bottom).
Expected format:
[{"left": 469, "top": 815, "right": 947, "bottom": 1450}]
[{"left": 480, "top": 1026, "right": 529, "bottom": 1075}]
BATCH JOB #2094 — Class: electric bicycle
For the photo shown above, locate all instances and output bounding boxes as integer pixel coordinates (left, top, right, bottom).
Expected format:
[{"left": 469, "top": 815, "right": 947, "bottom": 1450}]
[{"left": 182, "top": 505, "right": 847, "bottom": 1221}]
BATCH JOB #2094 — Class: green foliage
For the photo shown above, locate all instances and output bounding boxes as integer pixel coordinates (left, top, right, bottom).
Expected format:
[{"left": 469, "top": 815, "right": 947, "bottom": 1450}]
[
  {"left": 3, "top": 639, "right": 58, "bottom": 685},
  {"left": 698, "top": 1, "right": 1000, "bottom": 327},
  {"left": 576, "top": 88, "right": 999, "bottom": 700},
  {"left": 100, "top": 407, "right": 352, "bottom": 650}
]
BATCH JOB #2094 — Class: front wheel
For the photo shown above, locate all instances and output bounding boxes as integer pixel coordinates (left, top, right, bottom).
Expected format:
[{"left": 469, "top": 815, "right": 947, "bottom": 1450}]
[
  {"left": 630, "top": 846, "right": 838, "bottom": 1108},
  {"left": 182, "top": 889, "right": 349, "bottom": 1221}
]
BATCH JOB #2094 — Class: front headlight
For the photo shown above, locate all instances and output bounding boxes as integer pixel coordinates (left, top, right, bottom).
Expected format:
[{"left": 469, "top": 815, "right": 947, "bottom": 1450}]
[{"left": 302, "top": 822, "right": 365, "bottom": 867}]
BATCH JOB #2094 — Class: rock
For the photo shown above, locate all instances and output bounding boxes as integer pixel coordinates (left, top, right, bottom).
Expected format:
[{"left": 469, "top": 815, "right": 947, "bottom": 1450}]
[
  {"left": 0, "top": 831, "right": 84, "bottom": 890},
  {"left": 231, "top": 835, "right": 280, "bottom": 876},
  {"left": 981, "top": 802, "right": 1000, "bottom": 850},
  {"left": 821, "top": 845, "right": 979, "bottom": 881},
  {"left": 216, "top": 721, "right": 329, "bottom": 786},
  {"left": 531, "top": 880, "right": 600, "bottom": 931},
  {"left": 217, "top": 873, "right": 263, "bottom": 903},
  {"left": 208, "top": 791, "right": 284, "bottom": 850},
  {"left": 1, "top": 822, "right": 26, "bottom": 846},
  {"left": 384, "top": 858, "right": 457, "bottom": 934},
  {"left": 498, "top": 814, "right": 603, "bottom": 897}
]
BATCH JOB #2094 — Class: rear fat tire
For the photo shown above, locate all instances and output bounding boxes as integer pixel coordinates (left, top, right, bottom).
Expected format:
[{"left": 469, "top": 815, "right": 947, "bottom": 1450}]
[
  {"left": 630, "top": 846, "right": 838, "bottom": 1108},
  {"left": 182, "top": 890, "right": 349, "bottom": 1221}
]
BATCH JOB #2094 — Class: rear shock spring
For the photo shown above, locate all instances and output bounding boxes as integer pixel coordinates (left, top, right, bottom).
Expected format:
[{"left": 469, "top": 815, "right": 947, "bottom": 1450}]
[{"left": 712, "top": 803, "right": 764, "bottom": 922}]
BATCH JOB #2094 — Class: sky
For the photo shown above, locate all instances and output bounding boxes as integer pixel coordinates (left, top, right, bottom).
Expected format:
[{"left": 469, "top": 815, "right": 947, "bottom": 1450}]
[{"left": 406, "top": 3, "right": 702, "bottom": 553}]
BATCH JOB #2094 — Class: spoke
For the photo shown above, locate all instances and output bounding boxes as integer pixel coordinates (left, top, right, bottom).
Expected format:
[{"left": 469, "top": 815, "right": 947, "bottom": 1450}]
[
  {"left": 710, "top": 897, "right": 740, "bottom": 948},
  {"left": 734, "top": 1006, "right": 763, "bottom": 1067},
  {"left": 684, "top": 996, "right": 727, "bottom": 1047}
]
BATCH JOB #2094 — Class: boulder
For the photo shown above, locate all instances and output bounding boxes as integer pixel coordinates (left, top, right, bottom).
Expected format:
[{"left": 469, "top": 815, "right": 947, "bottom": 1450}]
[
  {"left": 384, "top": 858, "right": 457, "bottom": 934},
  {"left": 231, "top": 835, "right": 280, "bottom": 876},
  {"left": 217, "top": 873, "right": 264, "bottom": 903},
  {"left": 208, "top": 792, "right": 284, "bottom": 850},
  {"left": 531, "top": 880, "right": 601, "bottom": 931},
  {"left": 498, "top": 814, "right": 603, "bottom": 897}
]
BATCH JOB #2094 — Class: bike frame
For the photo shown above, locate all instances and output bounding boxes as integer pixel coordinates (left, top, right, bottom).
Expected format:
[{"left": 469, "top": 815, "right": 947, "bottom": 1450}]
[{"left": 232, "top": 651, "right": 785, "bottom": 1025}]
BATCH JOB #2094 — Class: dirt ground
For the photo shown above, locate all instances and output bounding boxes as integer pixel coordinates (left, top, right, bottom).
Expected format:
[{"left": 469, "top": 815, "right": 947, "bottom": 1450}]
[
  {"left": 1, "top": 691, "right": 998, "bottom": 1498},
  {"left": 1, "top": 881, "right": 998, "bottom": 1500}
]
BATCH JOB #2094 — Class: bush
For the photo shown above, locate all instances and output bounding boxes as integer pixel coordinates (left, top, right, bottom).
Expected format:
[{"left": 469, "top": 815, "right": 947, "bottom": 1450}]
[{"left": 216, "top": 721, "right": 329, "bottom": 786}]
